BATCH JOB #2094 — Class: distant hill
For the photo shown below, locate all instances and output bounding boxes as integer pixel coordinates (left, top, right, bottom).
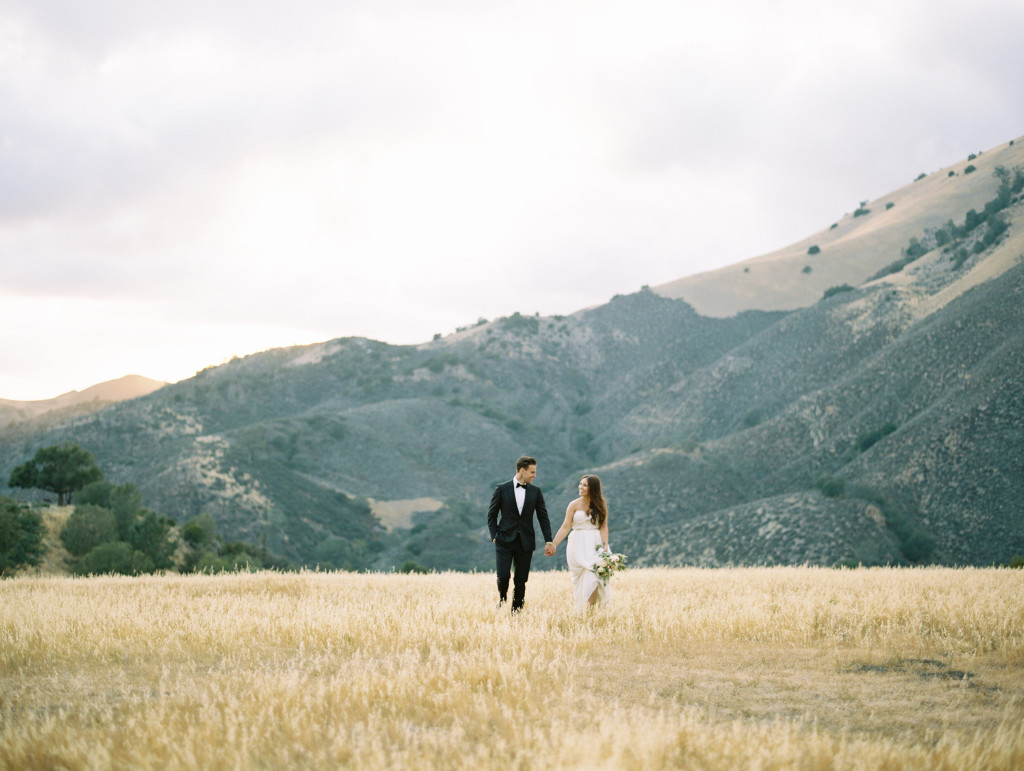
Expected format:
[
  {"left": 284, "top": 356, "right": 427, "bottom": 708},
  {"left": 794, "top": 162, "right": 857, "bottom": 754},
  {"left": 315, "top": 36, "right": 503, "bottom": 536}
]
[
  {"left": 0, "top": 375, "right": 167, "bottom": 426},
  {"left": 655, "top": 138, "right": 1024, "bottom": 317},
  {"left": 2, "top": 137, "right": 1022, "bottom": 571}
]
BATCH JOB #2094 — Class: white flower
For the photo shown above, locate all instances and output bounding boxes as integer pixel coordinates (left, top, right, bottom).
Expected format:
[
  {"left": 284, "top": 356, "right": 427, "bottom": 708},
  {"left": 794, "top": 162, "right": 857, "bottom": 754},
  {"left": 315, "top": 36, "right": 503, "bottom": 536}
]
[{"left": 593, "top": 545, "right": 627, "bottom": 585}]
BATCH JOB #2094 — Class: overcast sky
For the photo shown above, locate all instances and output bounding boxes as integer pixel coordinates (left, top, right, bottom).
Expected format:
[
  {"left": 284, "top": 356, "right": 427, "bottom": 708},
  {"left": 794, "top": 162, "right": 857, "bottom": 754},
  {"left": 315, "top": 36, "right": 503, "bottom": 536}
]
[{"left": 2, "top": 0, "right": 1023, "bottom": 400}]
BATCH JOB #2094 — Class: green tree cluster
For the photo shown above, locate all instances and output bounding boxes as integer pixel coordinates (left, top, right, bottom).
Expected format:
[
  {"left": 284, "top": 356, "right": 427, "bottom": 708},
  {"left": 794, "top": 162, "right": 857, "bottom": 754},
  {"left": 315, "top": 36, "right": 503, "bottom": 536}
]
[
  {"left": 180, "top": 513, "right": 292, "bottom": 573},
  {"left": 874, "top": 166, "right": 1024, "bottom": 279},
  {"left": 7, "top": 443, "right": 294, "bottom": 575},
  {"left": 821, "top": 284, "right": 855, "bottom": 301},
  {"left": 61, "top": 481, "right": 176, "bottom": 575},
  {"left": 0, "top": 497, "right": 45, "bottom": 576}
]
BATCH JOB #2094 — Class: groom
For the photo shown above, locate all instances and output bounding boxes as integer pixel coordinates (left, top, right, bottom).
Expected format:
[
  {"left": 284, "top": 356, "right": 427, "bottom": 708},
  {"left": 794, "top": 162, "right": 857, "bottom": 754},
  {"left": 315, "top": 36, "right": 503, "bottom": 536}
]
[{"left": 487, "top": 455, "right": 555, "bottom": 613}]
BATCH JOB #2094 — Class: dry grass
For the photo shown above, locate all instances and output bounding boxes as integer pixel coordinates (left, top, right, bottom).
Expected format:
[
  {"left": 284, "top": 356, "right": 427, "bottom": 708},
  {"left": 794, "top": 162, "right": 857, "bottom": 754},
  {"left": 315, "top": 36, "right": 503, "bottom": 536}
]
[
  {"left": 2, "top": 567, "right": 1023, "bottom": 770},
  {"left": 33, "top": 505, "right": 73, "bottom": 577}
]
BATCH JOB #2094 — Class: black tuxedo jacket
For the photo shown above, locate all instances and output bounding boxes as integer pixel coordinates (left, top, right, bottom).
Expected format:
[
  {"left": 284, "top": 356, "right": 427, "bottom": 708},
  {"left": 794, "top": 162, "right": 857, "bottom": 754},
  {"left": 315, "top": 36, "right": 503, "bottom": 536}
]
[{"left": 487, "top": 480, "right": 553, "bottom": 552}]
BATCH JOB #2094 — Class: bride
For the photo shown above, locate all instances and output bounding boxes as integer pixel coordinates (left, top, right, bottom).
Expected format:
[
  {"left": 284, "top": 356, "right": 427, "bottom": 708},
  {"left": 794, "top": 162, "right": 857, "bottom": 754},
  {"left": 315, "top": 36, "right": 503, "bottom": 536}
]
[{"left": 550, "top": 475, "right": 612, "bottom": 611}]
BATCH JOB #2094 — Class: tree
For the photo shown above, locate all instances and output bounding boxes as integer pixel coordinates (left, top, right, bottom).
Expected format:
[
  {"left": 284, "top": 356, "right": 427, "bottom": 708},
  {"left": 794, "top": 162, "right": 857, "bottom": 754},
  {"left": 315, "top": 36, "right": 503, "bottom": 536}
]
[
  {"left": 128, "top": 509, "right": 176, "bottom": 570},
  {"left": 76, "top": 481, "right": 115, "bottom": 508},
  {"left": 110, "top": 484, "right": 144, "bottom": 539},
  {"left": 77, "top": 481, "right": 145, "bottom": 540},
  {"left": 72, "top": 541, "right": 153, "bottom": 576},
  {"left": 60, "top": 504, "right": 118, "bottom": 557},
  {"left": 0, "top": 498, "right": 45, "bottom": 576},
  {"left": 181, "top": 513, "right": 216, "bottom": 549},
  {"left": 7, "top": 443, "right": 104, "bottom": 505}
]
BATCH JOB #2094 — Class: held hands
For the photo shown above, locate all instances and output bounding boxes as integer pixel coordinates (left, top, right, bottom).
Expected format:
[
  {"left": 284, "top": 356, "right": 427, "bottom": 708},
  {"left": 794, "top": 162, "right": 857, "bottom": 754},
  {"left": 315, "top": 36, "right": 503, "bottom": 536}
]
[{"left": 544, "top": 542, "right": 556, "bottom": 557}]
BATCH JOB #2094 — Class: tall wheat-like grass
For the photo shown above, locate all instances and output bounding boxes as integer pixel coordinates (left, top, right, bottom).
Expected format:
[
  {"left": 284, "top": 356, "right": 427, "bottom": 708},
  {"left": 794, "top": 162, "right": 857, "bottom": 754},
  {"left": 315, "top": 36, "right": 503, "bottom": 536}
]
[{"left": 2, "top": 567, "right": 1023, "bottom": 769}]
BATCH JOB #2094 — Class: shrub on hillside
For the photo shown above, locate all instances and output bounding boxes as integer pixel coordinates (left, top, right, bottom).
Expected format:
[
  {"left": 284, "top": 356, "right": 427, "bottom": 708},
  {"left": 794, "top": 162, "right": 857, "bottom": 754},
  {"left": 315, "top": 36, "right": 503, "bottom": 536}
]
[
  {"left": 807, "top": 245, "right": 820, "bottom": 255},
  {"left": 856, "top": 422, "right": 897, "bottom": 453},
  {"left": 499, "top": 312, "right": 540, "bottom": 335},
  {"left": 878, "top": 166, "right": 1020, "bottom": 279},
  {"left": 128, "top": 510, "right": 176, "bottom": 571},
  {"left": 78, "top": 481, "right": 144, "bottom": 541},
  {"left": 189, "top": 542, "right": 290, "bottom": 573},
  {"left": 61, "top": 504, "right": 118, "bottom": 557},
  {"left": 72, "top": 541, "right": 154, "bottom": 576},
  {"left": 313, "top": 536, "right": 371, "bottom": 571},
  {"left": 884, "top": 508, "right": 936, "bottom": 563},
  {"left": 815, "top": 476, "right": 846, "bottom": 498},
  {"left": 180, "top": 512, "right": 292, "bottom": 573},
  {"left": 821, "top": 284, "right": 854, "bottom": 300},
  {"left": 904, "top": 238, "right": 929, "bottom": 260},
  {"left": 742, "top": 409, "right": 763, "bottom": 428},
  {"left": 981, "top": 213, "right": 1009, "bottom": 248},
  {"left": 76, "top": 481, "right": 115, "bottom": 507},
  {"left": 0, "top": 499, "right": 45, "bottom": 576},
  {"left": 181, "top": 513, "right": 216, "bottom": 549}
]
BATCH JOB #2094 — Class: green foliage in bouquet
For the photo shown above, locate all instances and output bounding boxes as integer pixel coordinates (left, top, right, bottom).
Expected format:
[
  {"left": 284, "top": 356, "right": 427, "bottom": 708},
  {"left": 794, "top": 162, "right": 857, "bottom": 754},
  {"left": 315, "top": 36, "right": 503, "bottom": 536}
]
[{"left": 593, "top": 545, "right": 627, "bottom": 585}]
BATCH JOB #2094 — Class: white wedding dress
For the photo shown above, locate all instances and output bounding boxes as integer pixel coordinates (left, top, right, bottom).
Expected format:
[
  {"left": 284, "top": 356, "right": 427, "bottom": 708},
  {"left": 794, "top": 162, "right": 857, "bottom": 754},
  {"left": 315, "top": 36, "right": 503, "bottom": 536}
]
[{"left": 566, "top": 510, "right": 611, "bottom": 611}]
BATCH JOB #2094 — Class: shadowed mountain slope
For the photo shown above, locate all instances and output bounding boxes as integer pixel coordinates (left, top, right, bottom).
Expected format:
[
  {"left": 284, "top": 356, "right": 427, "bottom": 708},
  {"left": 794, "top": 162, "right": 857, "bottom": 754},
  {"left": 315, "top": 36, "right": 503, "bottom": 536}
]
[{"left": 3, "top": 138, "right": 1022, "bottom": 570}]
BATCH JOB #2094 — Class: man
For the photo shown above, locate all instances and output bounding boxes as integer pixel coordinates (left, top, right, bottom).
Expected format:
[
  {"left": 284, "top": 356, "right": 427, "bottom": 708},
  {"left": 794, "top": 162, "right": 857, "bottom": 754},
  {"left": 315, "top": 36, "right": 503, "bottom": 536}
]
[{"left": 487, "top": 455, "right": 555, "bottom": 613}]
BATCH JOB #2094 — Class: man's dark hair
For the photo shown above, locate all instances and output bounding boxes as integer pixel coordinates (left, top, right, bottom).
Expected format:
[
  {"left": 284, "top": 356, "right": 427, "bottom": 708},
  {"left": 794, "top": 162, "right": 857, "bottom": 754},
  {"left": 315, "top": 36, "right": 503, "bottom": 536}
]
[{"left": 516, "top": 455, "right": 537, "bottom": 471}]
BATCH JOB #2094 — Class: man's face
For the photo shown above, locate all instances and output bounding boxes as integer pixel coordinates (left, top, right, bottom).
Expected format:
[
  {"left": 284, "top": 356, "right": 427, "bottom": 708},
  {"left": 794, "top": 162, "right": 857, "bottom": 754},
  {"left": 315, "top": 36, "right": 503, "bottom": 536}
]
[{"left": 517, "top": 464, "right": 537, "bottom": 484}]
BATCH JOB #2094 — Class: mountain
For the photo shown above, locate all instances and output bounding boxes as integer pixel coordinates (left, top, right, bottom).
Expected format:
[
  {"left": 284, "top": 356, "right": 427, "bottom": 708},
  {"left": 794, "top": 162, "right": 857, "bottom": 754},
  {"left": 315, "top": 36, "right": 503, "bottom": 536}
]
[
  {"left": 2, "top": 137, "right": 1023, "bottom": 571},
  {"left": 656, "top": 139, "right": 1024, "bottom": 316},
  {"left": 0, "top": 375, "right": 167, "bottom": 426}
]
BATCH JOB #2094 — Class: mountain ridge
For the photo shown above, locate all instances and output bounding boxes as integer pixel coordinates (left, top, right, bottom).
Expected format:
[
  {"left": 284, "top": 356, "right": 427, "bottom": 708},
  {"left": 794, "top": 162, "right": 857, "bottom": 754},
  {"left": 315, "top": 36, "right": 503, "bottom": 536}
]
[
  {"left": 655, "top": 136, "right": 1024, "bottom": 316},
  {"left": 3, "top": 137, "right": 1023, "bottom": 571},
  {"left": 0, "top": 375, "right": 167, "bottom": 424}
]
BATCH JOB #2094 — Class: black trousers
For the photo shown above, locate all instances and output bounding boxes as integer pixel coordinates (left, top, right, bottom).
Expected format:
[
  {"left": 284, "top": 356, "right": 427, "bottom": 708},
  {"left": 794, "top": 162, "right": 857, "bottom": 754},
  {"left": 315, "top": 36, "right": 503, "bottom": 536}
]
[{"left": 495, "top": 542, "right": 533, "bottom": 611}]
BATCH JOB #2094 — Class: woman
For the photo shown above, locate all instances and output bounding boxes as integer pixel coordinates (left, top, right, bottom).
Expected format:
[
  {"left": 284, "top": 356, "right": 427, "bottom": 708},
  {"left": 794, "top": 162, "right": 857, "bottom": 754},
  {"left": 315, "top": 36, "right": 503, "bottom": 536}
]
[{"left": 551, "top": 475, "right": 611, "bottom": 611}]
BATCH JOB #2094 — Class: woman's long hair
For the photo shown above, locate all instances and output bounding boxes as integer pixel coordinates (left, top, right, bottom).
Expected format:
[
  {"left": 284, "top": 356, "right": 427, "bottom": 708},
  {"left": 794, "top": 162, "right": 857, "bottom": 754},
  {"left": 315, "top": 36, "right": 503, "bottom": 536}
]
[{"left": 585, "top": 475, "right": 607, "bottom": 528}]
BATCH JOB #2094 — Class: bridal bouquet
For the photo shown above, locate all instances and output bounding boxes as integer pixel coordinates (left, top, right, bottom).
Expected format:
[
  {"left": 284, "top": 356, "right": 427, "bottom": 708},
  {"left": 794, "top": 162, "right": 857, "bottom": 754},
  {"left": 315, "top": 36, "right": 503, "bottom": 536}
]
[{"left": 593, "top": 545, "right": 627, "bottom": 585}]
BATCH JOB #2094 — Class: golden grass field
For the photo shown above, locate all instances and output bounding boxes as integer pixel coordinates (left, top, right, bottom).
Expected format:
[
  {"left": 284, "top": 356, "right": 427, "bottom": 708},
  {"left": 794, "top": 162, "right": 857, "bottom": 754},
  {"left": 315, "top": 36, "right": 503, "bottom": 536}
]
[{"left": 2, "top": 567, "right": 1023, "bottom": 770}]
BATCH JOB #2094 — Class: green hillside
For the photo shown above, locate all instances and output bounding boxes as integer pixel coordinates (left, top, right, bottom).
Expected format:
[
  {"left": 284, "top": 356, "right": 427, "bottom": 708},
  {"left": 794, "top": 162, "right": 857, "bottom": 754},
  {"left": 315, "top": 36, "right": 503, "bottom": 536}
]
[{"left": 4, "top": 143, "right": 1023, "bottom": 571}]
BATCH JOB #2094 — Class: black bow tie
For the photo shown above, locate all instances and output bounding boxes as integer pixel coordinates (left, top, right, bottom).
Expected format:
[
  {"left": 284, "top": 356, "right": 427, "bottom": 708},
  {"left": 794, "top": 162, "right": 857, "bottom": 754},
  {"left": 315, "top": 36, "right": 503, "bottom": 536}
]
[{"left": 516, "top": 483, "right": 527, "bottom": 489}]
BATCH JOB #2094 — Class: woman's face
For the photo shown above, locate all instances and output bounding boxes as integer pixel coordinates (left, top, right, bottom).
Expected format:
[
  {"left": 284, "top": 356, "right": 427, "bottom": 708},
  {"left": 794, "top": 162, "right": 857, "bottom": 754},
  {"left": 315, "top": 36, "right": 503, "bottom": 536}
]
[{"left": 578, "top": 478, "right": 589, "bottom": 496}]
